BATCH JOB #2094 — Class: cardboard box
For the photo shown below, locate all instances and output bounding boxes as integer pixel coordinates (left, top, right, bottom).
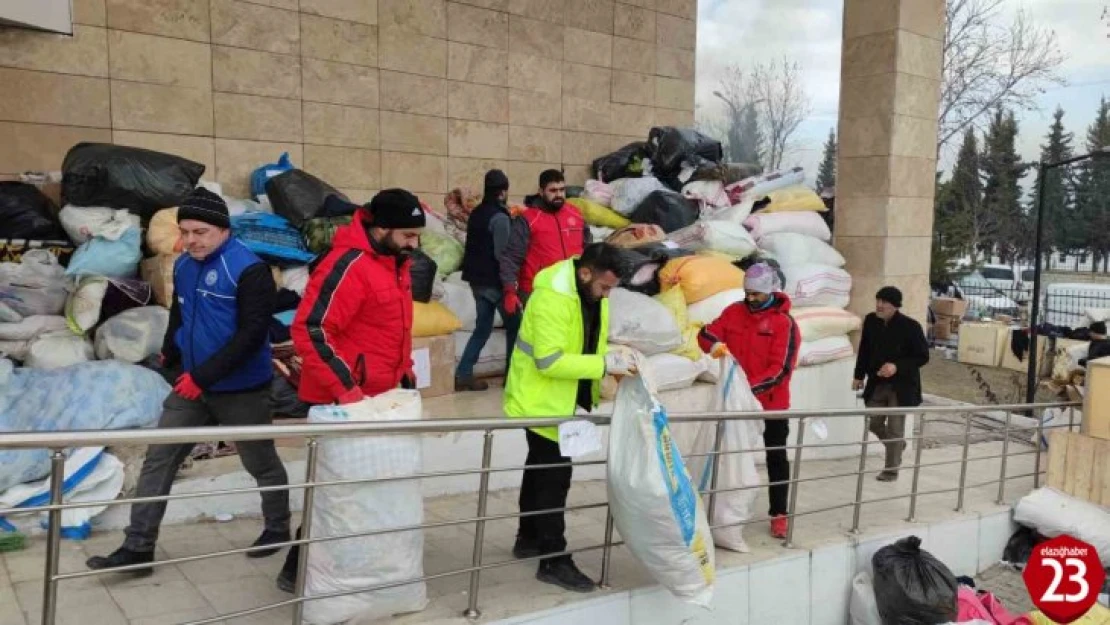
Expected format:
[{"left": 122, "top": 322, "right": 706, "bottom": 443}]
[
  {"left": 931, "top": 297, "right": 968, "bottom": 338},
  {"left": 1083, "top": 356, "right": 1110, "bottom": 441},
  {"left": 957, "top": 321, "right": 1009, "bottom": 367},
  {"left": 1046, "top": 430, "right": 1110, "bottom": 505},
  {"left": 412, "top": 334, "right": 456, "bottom": 399},
  {"left": 141, "top": 254, "right": 179, "bottom": 308},
  {"left": 1000, "top": 331, "right": 1047, "bottom": 373}
]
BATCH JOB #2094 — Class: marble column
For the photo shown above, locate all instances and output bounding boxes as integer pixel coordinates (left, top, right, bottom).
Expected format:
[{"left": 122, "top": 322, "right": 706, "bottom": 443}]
[{"left": 834, "top": 0, "right": 945, "bottom": 326}]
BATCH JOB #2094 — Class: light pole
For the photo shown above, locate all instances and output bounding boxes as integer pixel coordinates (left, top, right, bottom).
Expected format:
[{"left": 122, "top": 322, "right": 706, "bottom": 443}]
[{"left": 1025, "top": 146, "right": 1110, "bottom": 405}]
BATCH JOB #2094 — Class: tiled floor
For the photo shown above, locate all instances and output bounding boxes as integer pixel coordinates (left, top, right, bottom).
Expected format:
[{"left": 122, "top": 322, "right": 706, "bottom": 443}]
[{"left": 2, "top": 439, "right": 1038, "bottom": 625}]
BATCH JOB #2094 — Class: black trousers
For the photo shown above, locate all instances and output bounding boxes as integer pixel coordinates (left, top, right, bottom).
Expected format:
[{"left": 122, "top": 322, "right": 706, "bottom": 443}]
[
  {"left": 763, "top": 419, "right": 790, "bottom": 517},
  {"left": 517, "top": 430, "right": 573, "bottom": 559}
]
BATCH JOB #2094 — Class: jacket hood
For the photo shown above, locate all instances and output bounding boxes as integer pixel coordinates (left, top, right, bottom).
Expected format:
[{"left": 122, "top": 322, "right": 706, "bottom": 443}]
[{"left": 330, "top": 207, "right": 374, "bottom": 253}]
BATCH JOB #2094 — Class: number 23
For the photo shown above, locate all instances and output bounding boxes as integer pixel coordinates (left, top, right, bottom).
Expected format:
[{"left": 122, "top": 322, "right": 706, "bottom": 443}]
[{"left": 1041, "top": 558, "right": 1089, "bottom": 602}]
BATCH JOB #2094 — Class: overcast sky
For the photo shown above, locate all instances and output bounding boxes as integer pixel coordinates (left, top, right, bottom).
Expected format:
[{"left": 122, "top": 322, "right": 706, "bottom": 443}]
[{"left": 694, "top": 0, "right": 1110, "bottom": 185}]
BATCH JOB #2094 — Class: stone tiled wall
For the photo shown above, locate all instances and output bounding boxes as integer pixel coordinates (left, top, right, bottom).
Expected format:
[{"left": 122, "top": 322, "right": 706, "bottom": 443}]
[{"left": 0, "top": 0, "right": 696, "bottom": 204}]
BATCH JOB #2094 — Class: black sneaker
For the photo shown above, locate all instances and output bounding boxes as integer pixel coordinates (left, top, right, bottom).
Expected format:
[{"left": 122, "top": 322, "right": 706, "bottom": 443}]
[
  {"left": 276, "top": 568, "right": 296, "bottom": 593},
  {"left": 247, "top": 529, "right": 291, "bottom": 559},
  {"left": 454, "top": 377, "right": 490, "bottom": 392},
  {"left": 536, "top": 558, "right": 596, "bottom": 593},
  {"left": 876, "top": 470, "right": 899, "bottom": 482},
  {"left": 512, "top": 536, "right": 541, "bottom": 559},
  {"left": 85, "top": 547, "right": 154, "bottom": 577}
]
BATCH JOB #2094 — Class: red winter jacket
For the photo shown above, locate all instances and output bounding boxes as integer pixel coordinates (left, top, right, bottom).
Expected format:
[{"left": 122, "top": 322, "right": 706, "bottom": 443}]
[
  {"left": 697, "top": 294, "right": 800, "bottom": 411},
  {"left": 518, "top": 205, "right": 586, "bottom": 294},
  {"left": 292, "top": 208, "right": 414, "bottom": 404}
]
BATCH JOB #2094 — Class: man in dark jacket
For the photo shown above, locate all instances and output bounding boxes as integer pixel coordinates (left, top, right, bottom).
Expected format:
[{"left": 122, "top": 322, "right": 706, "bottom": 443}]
[
  {"left": 87, "top": 188, "right": 291, "bottom": 576},
  {"left": 853, "top": 286, "right": 930, "bottom": 481},
  {"left": 455, "top": 169, "right": 521, "bottom": 391},
  {"left": 499, "top": 170, "right": 592, "bottom": 314}
]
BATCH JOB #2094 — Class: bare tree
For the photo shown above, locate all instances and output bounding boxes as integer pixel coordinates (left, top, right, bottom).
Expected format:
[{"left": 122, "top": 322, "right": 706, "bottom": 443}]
[
  {"left": 749, "top": 59, "right": 811, "bottom": 170},
  {"left": 713, "top": 59, "right": 811, "bottom": 171},
  {"left": 939, "top": 0, "right": 1066, "bottom": 154}
]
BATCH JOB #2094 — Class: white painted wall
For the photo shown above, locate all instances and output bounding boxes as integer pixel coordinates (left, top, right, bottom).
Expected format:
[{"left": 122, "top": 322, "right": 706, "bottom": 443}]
[{"left": 0, "top": 0, "right": 72, "bottom": 34}]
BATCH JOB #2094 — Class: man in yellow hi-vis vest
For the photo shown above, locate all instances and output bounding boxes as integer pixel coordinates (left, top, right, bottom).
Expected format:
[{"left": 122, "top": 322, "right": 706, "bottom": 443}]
[{"left": 503, "top": 242, "right": 637, "bottom": 592}]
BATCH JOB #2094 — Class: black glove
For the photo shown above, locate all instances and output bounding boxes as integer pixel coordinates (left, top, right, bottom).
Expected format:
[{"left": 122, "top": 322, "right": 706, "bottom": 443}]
[{"left": 400, "top": 374, "right": 416, "bottom": 390}]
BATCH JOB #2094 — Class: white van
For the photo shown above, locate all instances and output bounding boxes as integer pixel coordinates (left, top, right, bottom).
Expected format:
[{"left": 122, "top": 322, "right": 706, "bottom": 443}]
[
  {"left": 979, "top": 264, "right": 1017, "bottom": 290},
  {"left": 1042, "top": 282, "right": 1110, "bottom": 328}
]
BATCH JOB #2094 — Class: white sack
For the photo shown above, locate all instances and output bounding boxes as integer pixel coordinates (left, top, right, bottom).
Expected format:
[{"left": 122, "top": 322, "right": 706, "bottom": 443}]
[
  {"left": 667, "top": 221, "right": 758, "bottom": 258},
  {"left": 24, "top": 331, "right": 94, "bottom": 369},
  {"left": 611, "top": 177, "right": 670, "bottom": 216},
  {"left": 434, "top": 280, "right": 477, "bottom": 331},
  {"left": 608, "top": 288, "right": 683, "bottom": 355},
  {"left": 759, "top": 232, "right": 845, "bottom": 268},
  {"left": 644, "top": 353, "right": 706, "bottom": 392},
  {"left": 687, "top": 289, "right": 745, "bottom": 326},
  {"left": 727, "top": 167, "right": 806, "bottom": 203},
  {"left": 282, "top": 266, "right": 310, "bottom": 297},
  {"left": 791, "top": 308, "right": 862, "bottom": 342},
  {"left": 849, "top": 571, "right": 883, "bottom": 625},
  {"left": 798, "top": 336, "right": 855, "bottom": 367},
  {"left": 783, "top": 264, "right": 852, "bottom": 309},
  {"left": 58, "top": 206, "right": 140, "bottom": 244},
  {"left": 744, "top": 211, "right": 831, "bottom": 242},
  {"left": 682, "top": 181, "right": 731, "bottom": 209},
  {"left": 0, "top": 340, "right": 29, "bottom": 360},
  {"left": 607, "top": 375, "right": 716, "bottom": 606},
  {"left": 1013, "top": 487, "right": 1110, "bottom": 564},
  {"left": 702, "top": 199, "right": 755, "bottom": 224},
  {"left": 94, "top": 307, "right": 170, "bottom": 363},
  {"left": 304, "top": 391, "right": 428, "bottom": 625},
  {"left": 0, "top": 316, "right": 68, "bottom": 341},
  {"left": 0, "top": 250, "right": 70, "bottom": 317},
  {"left": 0, "top": 448, "right": 124, "bottom": 538},
  {"left": 684, "top": 358, "right": 764, "bottom": 553}
]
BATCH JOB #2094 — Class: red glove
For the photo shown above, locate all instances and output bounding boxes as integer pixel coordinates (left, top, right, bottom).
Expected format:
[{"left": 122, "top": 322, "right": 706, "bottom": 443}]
[
  {"left": 503, "top": 286, "right": 521, "bottom": 315},
  {"left": 173, "top": 374, "right": 203, "bottom": 400},
  {"left": 336, "top": 387, "right": 365, "bottom": 405}
]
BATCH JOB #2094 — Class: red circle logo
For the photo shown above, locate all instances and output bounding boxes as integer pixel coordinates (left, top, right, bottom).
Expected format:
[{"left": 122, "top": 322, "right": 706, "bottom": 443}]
[{"left": 1023, "top": 535, "right": 1106, "bottom": 623}]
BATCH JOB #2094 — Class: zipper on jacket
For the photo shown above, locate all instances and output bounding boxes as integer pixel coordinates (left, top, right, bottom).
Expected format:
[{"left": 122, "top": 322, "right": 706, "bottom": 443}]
[
  {"left": 556, "top": 212, "right": 567, "bottom": 259},
  {"left": 187, "top": 266, "right": 201, "bottom": 372}
]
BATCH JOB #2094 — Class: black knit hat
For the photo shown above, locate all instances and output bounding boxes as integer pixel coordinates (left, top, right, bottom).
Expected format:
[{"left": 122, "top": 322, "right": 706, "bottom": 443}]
[
  {"left": 178, "top": 187, "right": 230, "bottom": 229},
  {"left": 876, "top": 286, "right": 903, "bottom": 308},
  {"left": 1091, "top": 321, "right": 1107, "bottom": 335},
  {"left": 367, "top": 189, "right": 426, "bottom": 229},
  {"left": 484, "top": 169, "right": 509, "bottom": 193}
]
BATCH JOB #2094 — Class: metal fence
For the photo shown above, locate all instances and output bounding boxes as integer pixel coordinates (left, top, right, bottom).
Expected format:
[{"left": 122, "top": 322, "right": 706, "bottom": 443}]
[
  {"left": 941, "top": 281, "right": 1110, "bottom": 329},
  {"left": 0, "top": 400, "right": 1081, "bottom": 625}
]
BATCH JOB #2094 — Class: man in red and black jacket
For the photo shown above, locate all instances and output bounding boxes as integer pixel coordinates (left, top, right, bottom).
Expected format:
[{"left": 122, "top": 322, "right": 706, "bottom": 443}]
[
  {"left": 275, "top": 188, "right": 425, "bottom": 592},
  {"left": 698, "top": 262, "right": 800, "bottom": 540},
  {"left": 499, "top": 169, "right": 591, "bottom": 314}
]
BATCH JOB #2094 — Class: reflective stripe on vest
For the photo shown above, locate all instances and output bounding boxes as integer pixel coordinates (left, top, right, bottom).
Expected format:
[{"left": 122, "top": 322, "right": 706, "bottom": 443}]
[{"left": 515, "top": 337, "right": 563, "bottom": 370}]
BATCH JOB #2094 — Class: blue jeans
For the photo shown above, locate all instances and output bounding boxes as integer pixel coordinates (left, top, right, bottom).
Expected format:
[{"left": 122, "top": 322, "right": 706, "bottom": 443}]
[{"left": 455, "top": 286, "right": 521, "bottom": 380}]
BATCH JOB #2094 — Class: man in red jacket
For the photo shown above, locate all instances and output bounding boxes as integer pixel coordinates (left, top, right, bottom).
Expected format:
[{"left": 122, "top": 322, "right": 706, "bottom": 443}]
[
  {"left": 698, "top": 262, "right": 800, "bottom": 539},
  {"left": 276, "top": 188, "right": 425, "bottom": 591},
  {"left": 499, "top": 169, "right": 591, "bottom": 314}
]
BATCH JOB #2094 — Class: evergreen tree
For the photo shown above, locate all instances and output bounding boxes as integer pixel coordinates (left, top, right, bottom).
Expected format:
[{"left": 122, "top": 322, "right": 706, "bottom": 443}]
[
  {"left": 729, "top": 104, "right": 764, "bottom": 169},
  {"left": 934, "top": 128, "right": 986, "bottom": 274},
  {"left": 1075, "top": 98, "right": 1110, "bottom": 270},
  {"left": 815, "top": 128, "right": 837, "bottom": 192},
  {"left": 981, "top": 109, "right": 1029, "bottom": 263},
  {"left": 1031, "top": 106, "right": 1077, "bottom": 266}
]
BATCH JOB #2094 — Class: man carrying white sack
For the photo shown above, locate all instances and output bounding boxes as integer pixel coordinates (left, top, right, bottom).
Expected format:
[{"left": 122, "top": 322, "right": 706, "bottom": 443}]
[
  {"left": 853, "top": 286, "right": 929, "bottom": 482},
  {"left": 698, "top": 262, "right": 800, "bottom": 540},
  {"left": 87, "top": 188, "right": 291, "bottom": 576},
  {"left": 504, "top": 242, "right": 637, "bottom": 593}
]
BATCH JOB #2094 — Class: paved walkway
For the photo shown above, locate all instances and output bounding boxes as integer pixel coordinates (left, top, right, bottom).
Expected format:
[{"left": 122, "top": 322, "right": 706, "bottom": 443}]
[{"left": 1, "top": 439, "right": 1039, "bottom": 625}]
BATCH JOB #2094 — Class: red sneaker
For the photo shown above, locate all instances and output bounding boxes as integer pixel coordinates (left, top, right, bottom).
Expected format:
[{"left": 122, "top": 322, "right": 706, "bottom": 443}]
[{"left": 770, "top": 515, "right": 789, "bottom": 539}]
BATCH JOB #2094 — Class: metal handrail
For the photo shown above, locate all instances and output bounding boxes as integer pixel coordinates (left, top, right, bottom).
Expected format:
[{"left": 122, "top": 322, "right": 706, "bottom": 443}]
[{"left": 1, "top": 399, "right": 1077, "bottom": 625}]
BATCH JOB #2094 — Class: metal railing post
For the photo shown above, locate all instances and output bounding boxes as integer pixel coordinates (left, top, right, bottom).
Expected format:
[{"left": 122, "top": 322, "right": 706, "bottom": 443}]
[
  {"left": 955, "top": 412, "right": 973, "bottom": 512},
  {"left": 292, "top": 438, "right": 320, "bottom": 625},
  {"left": 907, "top": 414, "right": 925, "bottom": 522},
  {"left": 1068, "top": 405, "right": 1075, "bottom": 432},
  {"left": 850, "top": 417, "right": 869, "bottom": 533},
  {"left": 1033, "top": 407, "right": 1046, "bottom": 488},
  {"left": 598, "top": 510, "right": 615, "bottom": 589},
  {"left": 464, "top": 430, "right": 495, "bottom": 620},
  {"left": 705, "top": 420, "right": 725, "bottom": 524},
  {"left": 41, "top": 449, "right": 65, "bottom": 625},
  {"left": 996, "top": 409, "right": 1013, "bottom": 505},
  {"left": 783, "top": 418, "right": 806, "bottom": 548}
]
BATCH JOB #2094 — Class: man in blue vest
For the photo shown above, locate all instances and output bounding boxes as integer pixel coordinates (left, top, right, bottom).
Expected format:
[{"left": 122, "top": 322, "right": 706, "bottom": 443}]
[
  {"left": 87, "top": 188, "right": 291, "bottom": 577},
  {"left": 455, "top": 169, "right": 521, "bottom": 391}
]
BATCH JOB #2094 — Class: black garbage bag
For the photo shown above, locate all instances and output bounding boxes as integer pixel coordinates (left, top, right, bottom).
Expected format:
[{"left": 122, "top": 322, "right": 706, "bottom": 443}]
[
  {"left": 265, "top": 169, "right": 349, "bottom": 228},
  {"left": 872, "top": 536, "right": 958, "bottom": 625},
  {"left": 410, "top": 249, "right": 437, "bottom": 303},
  {"left": 1002, "top": 526, "right": 1048, "bottom": 569},
  {"left": 647, "top": 127, "right": 723, "bottom": 180},
  {"left": 0, "top": 182, "right": 65, "bottom": 240},
  {"left": 627, "top": 190, "right": 699, "bottom": 233},
  {"left": 319, "top": 193, "right": 359, "bottom": 218},
  {"left": 62, "top": 143, "right": 205, "bottom": 218},
  {"left": 271, "top": 377, "right": 310, "bottom": 418},
  {"left": 615, "top": 245, "right": 693, "bottom": 296},
  {"left": 591, "top": 142, "right": 650, "bottom": 183}
]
